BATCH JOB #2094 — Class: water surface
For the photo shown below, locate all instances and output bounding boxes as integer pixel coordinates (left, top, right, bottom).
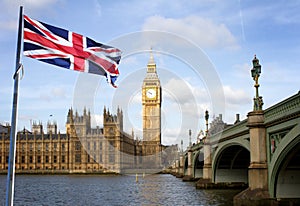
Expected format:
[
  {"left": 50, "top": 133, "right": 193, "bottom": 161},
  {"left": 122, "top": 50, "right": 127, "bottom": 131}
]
[{"left": 0, "top": 174, "right": 240, "bottom": 205}]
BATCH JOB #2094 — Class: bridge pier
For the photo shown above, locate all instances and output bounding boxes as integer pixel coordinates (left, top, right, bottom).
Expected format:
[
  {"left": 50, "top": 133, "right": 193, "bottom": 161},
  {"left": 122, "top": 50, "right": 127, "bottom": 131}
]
[
  {"left": 173, "top": 160, "right": 179, "bottom": 176},
  {"left": 174, "top": 154, "right": 184, "bottom": 178},
  {"left": 182, "top": 148, "right": 194, "bottom": 181},
  {"left": 234, "top": 111, "right": 274, "bottom": 205},
  {"left": 196, "top": 137, "right": 213, "bottom": 188},
  {"left": 203, "top": 139, "right": 212, "bottom": 180}
]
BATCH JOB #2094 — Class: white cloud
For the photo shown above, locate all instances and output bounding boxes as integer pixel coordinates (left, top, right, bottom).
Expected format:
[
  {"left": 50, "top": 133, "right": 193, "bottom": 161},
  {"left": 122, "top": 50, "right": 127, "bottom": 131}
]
[
  {"left": 233, "top": 63, "right": 251, "bottom": 79},
  {"left": 120, "top": 55, "right": 140, "bottom": 66},
  {"left": 19, "top": 85, "right": 70, "bottom": 101},
  {"left": 163, "top": 78, "right": 194, "bottom": 104},
  {"left": 39, "top": 87, "right": 68, "bottom": 102},
  {"left": 162, "top": 127, "right": 181, "bottom": 145},
  {"left": 51, "top": 87, "right": 67, "bottom": 98},
  {"left": 0, "top": 0, "right": 60, "bottom": 29},
  {"left": 142, "top": 15, "right": 239, "bottom": 50},
  {"left": 91, "top": 114, "right": 103, "bottom": 127},
  {"left": 223, "top": 85, "right": 250, "bottom": 106}
]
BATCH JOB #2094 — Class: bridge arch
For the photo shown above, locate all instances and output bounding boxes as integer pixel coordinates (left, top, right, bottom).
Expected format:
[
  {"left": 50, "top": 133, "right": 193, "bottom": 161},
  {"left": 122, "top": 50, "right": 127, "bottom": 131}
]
[
  {"left": 212, "top": 143, "right": 250, "bottom": 183},
  {"left": 193, "top": 150, "right": 204, "bottom": 178},
  {"left": 183, "top": 155, "right": 188, "bottom": 176},
  {"left": 269, "top": 124, "right": 300, "bottom": 198}
]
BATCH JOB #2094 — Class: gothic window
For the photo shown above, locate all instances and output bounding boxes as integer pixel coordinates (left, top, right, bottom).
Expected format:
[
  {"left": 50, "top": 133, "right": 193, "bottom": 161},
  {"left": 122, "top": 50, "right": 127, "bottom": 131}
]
[
  {"left": 75, "top": 141, "right": 81, "bottom": 151},
  {"left": 37, "top": 143, "right": 41, "bottom": 151},
  {"left": 146, "top": 119, "right": 152, "bottom": 128},
  {"left": 37, "top": 156, "right": 41, "bottom": 163},
  {"left": 99, "top": 154, "right": 102, "bottom": 163},
  {"left": 45, "top": 143, "right": 49, "bottom": 151},
  {"left": 109, "top": 141, "right": 114, "bottom": 151},
  {"left": 99, "top": 142, "right": 102, "bottom": 150},
  {"left": 94, "top": 142, "right": 96, "bottom": 151},
  {"left": 21, "top": 143, "right": 25, "bottom": 152},
  {"left": 109, "top": 127, "right": 115, "bottom": 135},
  {"left": 21, "top": 156, "right": 25, "bottom": 163},
  {"left": 109, "top": 154, "right": 114, "bottom": 163},
  {"left": 61, "top": 143, "right": 65, "bottom": 151},
  {"left": 93, "top": 155, "right": 96, "bottom": 163},
  {"left": 87, "top": 142, "right": 90, "bottom": 150},
  {"left": 29, "top": 156, "right": 33, "bottom": 163},
  {"left": 61, "top": 155, "right": 65, "bottom": 163},
  {"left": 76, "top": 128, "right": 81, "bottom": 135},
  {"left": 53, "top": 143, "right": 57, "bottom": 151},
  {"left": 151, "top": 107, "right": 155, "bottom": 115},
  {"left": 75, "top": 154, "right": 81, "bottom": 163},
  {"left": 45, "top": 156, "right": 49, "bottom": 163},
  {"left": 53, "top": 156, "right": 57, "bottom": 163},
  {"left": 29, "top": 143, "right": 33, "bottom": 152}
]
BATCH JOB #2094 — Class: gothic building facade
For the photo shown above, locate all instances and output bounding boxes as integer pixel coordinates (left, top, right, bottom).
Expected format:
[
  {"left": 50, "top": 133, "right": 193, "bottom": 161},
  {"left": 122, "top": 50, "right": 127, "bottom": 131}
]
[
  {"left": 0, "top": 107, "right": 137, "bottom": 174},
  {"left": 0, "top": 53, "right": 178, "bottom": 174}
]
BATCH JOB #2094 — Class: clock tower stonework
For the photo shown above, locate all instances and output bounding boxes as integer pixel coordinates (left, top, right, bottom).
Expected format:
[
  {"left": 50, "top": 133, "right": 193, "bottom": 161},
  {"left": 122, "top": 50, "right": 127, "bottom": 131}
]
[{"left": 142, "top": 52, "right": 162, "bottom": 167}]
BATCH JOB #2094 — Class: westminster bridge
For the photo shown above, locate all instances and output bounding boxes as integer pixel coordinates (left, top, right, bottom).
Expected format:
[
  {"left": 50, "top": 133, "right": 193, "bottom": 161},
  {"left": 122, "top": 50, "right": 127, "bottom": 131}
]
[{"left": 171, "top": 91, "right": 300, "bottom": 205}]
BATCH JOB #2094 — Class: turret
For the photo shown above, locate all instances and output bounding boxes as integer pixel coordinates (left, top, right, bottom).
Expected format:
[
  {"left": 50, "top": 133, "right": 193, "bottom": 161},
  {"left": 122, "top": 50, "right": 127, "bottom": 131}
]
[
  {"left": 83, "top": 107, "right": 87, "bottom": 116},
  {"left": 47, "top": 121, "right": 57, "bottom": 134},
  {"left": 32, "top": 121, "right": 43, "bottom": 134},
  {"left": 66, "top": 107, "right": 91, "bottom": 136},
  {"left": 67, "top": 108, "right": 74, "bottom": 124},
  {"left": 117, "top": 106, "right": 123, "bottom": 131},
  {"left": 103, "top": 106, "right": 124, "bottom": 132}
]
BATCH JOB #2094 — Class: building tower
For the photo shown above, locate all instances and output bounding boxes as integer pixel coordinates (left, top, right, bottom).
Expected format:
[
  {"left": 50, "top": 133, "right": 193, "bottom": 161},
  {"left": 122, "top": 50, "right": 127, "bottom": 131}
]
[
  {"left": 142, "top": 51, "right": 162, "bottom": 167},
  {"left": 32, "top": 121, "right": 43, "bottom": 134},
  {"left": 47, "top": 121, "right": 57, "bottom": 134},
  {"left": 103, "top": 106, "right": 123, "bottom": 173}
]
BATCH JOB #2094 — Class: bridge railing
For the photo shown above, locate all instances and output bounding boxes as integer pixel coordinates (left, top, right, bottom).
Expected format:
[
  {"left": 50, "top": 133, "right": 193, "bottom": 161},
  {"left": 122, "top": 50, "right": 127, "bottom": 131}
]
[
  {"left": 264, "top": 91, "right": 300, "bottom": 125},
  {"left": 209, "top": 119, "right": 248, "bottom": 146}
]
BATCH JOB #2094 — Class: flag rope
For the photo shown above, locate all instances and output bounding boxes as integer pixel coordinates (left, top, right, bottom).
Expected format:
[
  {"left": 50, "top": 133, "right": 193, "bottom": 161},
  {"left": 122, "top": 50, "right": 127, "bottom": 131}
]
[{"left": 13, "top": 63, "right": 24, "bottom": 80}]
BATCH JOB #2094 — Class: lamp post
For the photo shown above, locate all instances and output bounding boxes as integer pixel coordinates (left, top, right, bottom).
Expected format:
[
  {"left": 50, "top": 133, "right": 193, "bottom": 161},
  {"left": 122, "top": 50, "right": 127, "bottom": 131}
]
[
  {"left": 205, "top": 110, "right": 209, "bottom": 137},
  {"left": 251, "top": 55, "right": 263, "bottom": 111},
  {"left": 181, "top": 139, "right": 183, "bottom": 153},
  {"left": 189, "top": 129, "right": 192, "bottom": 147}
]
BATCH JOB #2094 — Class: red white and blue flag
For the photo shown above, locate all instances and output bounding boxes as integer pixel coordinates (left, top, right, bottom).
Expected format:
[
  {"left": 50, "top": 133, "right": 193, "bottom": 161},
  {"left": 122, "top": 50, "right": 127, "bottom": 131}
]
[{"left": 23, "top": 15, "right": 121, "bottom": 87}]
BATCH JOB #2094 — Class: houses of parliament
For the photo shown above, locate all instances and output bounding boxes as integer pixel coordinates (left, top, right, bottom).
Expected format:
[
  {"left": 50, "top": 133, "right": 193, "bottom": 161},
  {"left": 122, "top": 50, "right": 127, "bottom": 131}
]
[{"left": 0, "top": 53, "right": 178, "bottom": 174}]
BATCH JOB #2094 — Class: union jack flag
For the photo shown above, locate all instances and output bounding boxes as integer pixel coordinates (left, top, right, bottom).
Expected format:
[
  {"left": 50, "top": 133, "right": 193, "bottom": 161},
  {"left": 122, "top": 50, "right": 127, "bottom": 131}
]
[{"left": 23, "top": 15, "right": 121, "bottom": 87}]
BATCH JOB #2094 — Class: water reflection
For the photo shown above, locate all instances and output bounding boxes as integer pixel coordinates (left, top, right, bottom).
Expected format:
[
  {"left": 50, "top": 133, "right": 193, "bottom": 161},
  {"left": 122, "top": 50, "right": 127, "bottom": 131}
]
[{"left": 0, "top": 174, "right": 240, "bottom": 205}]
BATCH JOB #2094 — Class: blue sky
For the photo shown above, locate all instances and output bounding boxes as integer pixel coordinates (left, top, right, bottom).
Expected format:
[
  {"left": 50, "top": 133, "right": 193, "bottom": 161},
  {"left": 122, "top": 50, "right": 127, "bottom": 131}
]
[{"left": 0, "top": 0, "right": 299, "bottom": 148}]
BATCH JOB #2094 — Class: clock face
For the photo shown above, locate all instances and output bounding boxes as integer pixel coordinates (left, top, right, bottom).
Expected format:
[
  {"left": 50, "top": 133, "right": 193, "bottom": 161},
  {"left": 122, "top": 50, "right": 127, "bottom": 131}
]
[{"left": 146, "top": 88, "right": 156, "bottom": 99}]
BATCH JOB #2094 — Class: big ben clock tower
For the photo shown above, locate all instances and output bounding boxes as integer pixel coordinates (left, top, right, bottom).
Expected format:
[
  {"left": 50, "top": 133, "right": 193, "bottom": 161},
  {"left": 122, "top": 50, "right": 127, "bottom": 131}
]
[{"left": 142, "top": 51, "right": 162, "bottom": 166}]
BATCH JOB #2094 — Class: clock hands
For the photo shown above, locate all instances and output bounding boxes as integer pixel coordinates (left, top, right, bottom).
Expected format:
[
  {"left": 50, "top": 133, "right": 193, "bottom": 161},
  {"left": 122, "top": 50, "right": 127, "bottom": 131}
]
[{"left": 146, "top": 89, "right": 156, "bottom": 98}]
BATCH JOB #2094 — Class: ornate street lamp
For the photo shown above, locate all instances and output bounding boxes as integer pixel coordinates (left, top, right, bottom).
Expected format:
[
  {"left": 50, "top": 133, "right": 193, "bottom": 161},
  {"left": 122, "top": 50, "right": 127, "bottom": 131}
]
[
  {"left": 181, "top": 139, "right": 183, "bottom": 153},
  {"left": 189, "top": 129, "right": 192, "bottom": 147},
  {"left": 205, "top": 110, "right": 209, "bottom": 136},
  {"left": 251, "top": 55, "right": 263, "bottom": 111}
]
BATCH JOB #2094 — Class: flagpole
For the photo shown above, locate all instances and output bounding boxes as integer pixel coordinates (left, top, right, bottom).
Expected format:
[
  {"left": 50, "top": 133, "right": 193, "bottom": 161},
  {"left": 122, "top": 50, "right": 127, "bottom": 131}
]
[{"left": 5, "top": 6, "right": 23, "bottom": 206}]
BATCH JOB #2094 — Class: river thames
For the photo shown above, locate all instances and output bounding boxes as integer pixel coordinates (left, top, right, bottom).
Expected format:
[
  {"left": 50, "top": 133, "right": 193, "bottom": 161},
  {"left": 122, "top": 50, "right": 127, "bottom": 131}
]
[{"left": 0, "top": 174, "right": 240, "bottom": 205}]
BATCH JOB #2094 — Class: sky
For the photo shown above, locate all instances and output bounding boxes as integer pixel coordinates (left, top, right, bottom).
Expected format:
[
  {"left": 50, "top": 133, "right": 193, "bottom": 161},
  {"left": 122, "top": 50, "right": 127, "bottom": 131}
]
[{"left": 0, "top": 0, "right": 299, "bottom": 149}]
